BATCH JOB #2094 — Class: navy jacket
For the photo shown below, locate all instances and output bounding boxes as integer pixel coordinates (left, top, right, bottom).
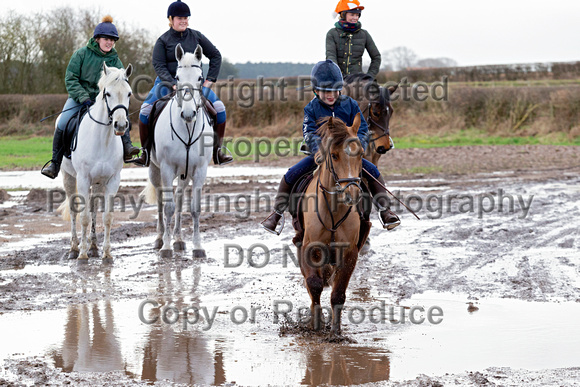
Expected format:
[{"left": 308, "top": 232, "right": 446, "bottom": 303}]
[
  {"left": 153, "top": 28, "right": 222, "bottom": 84},
  {"left": 303, "top": 95, "right": 369, "bottom": 153}
]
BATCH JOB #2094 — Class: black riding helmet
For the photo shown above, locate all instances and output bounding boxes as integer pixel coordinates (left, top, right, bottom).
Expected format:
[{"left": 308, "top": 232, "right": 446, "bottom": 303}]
[{"left": 167, "top": 0, "right": 191, "bottom": 18}]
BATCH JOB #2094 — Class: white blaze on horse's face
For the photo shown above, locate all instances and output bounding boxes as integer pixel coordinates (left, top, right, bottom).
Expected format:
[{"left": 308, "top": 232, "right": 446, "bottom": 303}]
[
  {"left": 175, "top": 43, "right": 204, "bottom": 124},
  {"left": 100, "top": 63, "right": 133, "bottom": 135}
]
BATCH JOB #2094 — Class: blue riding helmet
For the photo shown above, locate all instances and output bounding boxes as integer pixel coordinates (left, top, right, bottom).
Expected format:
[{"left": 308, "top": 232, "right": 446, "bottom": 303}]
[
  {"left": 311, "top": 60, "right": 344, "bottom": 92},
  {"left": 93, "top": 19, "right": 119, "bottom": 41},
  {"left": 168, "top": 0, "right": 191, "bottom": 18}
]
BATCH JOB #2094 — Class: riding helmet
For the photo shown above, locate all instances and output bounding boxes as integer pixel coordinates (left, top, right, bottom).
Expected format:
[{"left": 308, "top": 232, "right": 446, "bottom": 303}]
[
  {"left": 167, "top": 0, "right": 191, "bottom": 18},
  {"left": 93, "top": 15, "right": 119, "bottom": 41},
  {"left": 311, "top": 60, "right": 344, "bottom": 92},
  {"left": 334, "top": 0, "right": 364, "bottom": 17}
]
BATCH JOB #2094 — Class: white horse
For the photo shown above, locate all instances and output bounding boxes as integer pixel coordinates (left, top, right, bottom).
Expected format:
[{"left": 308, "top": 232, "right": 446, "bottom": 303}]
[
  {"left": 142, "top": 44, "right": 213, "bottom": 259},
  {"left": 59, "top": 63, "right": 133, "bottom": 263}
]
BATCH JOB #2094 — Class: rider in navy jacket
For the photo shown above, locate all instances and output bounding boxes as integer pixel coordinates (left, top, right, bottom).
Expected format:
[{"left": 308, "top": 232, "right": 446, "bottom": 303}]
[
  {"left": 303, "top": 95, "right": 369, "bottom": 154},
  {"left": 261, "top": 60, "right": 400, "bottom": 235}
]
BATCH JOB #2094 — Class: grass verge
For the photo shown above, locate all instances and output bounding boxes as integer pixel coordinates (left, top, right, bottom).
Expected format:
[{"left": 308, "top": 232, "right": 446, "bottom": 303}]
[{"left": 1, "top": 131, "right": 579, "bottom": 170}]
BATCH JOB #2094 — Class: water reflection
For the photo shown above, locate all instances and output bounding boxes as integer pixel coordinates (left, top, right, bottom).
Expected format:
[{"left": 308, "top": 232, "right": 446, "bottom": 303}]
[
  {"left": 301, "top": 344, "right": 390, "bottom": 386},
  {"left": 47, "top": 261, "right": 391, "bottom": 385}
]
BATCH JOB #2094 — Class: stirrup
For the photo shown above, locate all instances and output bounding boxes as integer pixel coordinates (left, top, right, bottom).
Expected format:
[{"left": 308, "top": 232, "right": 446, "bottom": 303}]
[
  {"left": 378, "top": 208, "right": 401, "bottom": 230},
  {"left": 260, "top": 211, "right": 285, "bottom": 236},
  {"left": 127, "top": 148, "right": 149, "bottom": 166},
  {"left": 216, "top": 145, "right": 234, "bottom": 165},
  {"left": 41, "top": 160, "right": 59, "bottom": 179}
]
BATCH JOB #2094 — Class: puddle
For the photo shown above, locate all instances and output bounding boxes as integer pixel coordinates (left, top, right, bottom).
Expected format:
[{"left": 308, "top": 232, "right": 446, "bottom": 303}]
[{"left": 1, "top": 292, "right": 579, "bottom": 384}]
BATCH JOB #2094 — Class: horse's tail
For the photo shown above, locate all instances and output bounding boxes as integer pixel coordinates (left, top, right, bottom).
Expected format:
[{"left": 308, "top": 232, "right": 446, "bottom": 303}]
[
  {"left": 140, "top": 180, "right": 157, "bottom": 205},
  {"left": 57, "top": 197, "right": 73, "bottom": 221}
]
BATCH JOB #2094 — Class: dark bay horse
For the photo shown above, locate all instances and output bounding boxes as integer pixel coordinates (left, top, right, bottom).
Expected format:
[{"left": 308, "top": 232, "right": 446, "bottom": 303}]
[
  {"left": 294, "top": 114, "right": 371, "bottom": 338},
  {"left": 343, "top": 74, "right": 399, "bottom": 165}
]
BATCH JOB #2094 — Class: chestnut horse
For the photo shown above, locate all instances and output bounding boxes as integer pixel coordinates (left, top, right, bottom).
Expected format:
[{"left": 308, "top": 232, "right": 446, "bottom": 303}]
[
  {"left": 295, "top": 113, "right": 371, "bottom": 337},
  {"left": 343, "top": 74, "right": 398, "bottom": 165}
]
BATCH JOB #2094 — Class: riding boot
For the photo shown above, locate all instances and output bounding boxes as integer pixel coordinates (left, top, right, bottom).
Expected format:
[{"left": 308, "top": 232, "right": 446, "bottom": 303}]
[
  {"left": 366, "top": 175, "right": 401, "bottom": 230},
  {"left": 261, "top": 177, "right": 293, "bottom": 235},
  {"left": 213, "top": 120, "right": 233, "bottom": 165},
  {"left": 41, "top": 128, "right": 66, "bottom": 179},
  {"left": 121, "top": 129, "right": 140, "bottom": 162},
  {"left": 133, "top": 120, "right": 150, "bottom": 167}
]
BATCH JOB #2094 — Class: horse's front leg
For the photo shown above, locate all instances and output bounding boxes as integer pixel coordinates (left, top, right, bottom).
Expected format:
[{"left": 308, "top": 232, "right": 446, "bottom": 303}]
[
  {"left": 88, "top": 185, "right": 104, "bottom": 258},
  {"left": 301, "top": 241, "right": 324, "bottom": 331},
  {"left": 159, "top": 170, "right": 175, "bottom": 258},
  {"left": 190, "top": 166, "right": 207, "bottom": 258},
  {"left": 102, "top": 176, "right": 121, "bottom": 264},
  {"left": 77, "top": 180, "right": 91, "bottom": 262},
  {"left": 172, "top": 182, "right": 187, "bottom": 252},
  {"left": 329, "top": 248, "right": 358, "bottom": 337}
]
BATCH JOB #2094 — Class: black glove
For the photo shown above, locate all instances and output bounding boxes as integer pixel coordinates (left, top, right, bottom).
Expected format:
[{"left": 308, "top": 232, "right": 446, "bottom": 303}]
[{"left": 82, "top": 99, "right": 93, "bottom": 107}]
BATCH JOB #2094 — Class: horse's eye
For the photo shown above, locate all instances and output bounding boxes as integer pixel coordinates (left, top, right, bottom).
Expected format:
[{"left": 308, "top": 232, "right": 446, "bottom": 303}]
[
  {"left": 175, "top": 76, "right": 180, "bottom": 82},
  {"left": 128, "top": 92, "right": 132, "bottom": 97},
  {"left": 105, "top": 92, "right": 111, "bottom": 97},
  {"left": 331, "top": 154, "right": 338, "bottom": 161},
  {"left": 198, "top": 76, "right": 203, "bottom": 82}
]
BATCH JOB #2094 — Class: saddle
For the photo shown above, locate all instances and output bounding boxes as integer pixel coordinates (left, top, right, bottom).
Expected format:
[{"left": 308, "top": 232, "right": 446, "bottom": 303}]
[
  {"left": 289, "top": 172, "right": 372, "bottom": 254},
  {"left": 62, "top": 105, "right": 89, "bottom": 159}
]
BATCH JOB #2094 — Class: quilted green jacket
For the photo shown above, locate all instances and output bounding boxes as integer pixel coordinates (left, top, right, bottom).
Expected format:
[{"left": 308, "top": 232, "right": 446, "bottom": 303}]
[
  {"left": 326, "top": 23, "right": 381, "bottom": 79},
  {"left": 65, "top": 38, "right": 123, "bottom": 103}
]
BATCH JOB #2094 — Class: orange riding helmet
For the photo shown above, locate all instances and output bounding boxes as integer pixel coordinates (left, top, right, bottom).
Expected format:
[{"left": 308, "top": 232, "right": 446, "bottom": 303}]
[{"left": 334, "top": 0, "right": 364, "bottom": 17}]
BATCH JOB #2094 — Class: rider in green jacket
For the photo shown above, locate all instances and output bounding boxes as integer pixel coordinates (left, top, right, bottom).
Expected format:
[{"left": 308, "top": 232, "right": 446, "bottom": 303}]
[
  {"left": 326, "top": 0, "right": 381, "bottom": 79},
  {"left": 41, "top": 16, "right": 139, "bottom": 179}
]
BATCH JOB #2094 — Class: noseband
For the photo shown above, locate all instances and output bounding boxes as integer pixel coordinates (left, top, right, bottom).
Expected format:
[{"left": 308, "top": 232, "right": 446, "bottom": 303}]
[{"left": 88, "top": 84, "right": 130, "bottom": 126}]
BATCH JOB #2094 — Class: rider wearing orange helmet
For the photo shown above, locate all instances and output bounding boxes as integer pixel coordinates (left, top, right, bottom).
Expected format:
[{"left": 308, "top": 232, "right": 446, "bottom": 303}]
[{"left": 326, "top": 0, "right": 381, "bottom": 79}]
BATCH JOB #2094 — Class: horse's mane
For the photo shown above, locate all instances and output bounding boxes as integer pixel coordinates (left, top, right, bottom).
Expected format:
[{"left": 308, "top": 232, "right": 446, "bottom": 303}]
[
  {"left": 97, "top": 66, "right": 127, "bottom": 93},
  {"left": 316, "top": 117, "right": 356, "bottom": 149}
]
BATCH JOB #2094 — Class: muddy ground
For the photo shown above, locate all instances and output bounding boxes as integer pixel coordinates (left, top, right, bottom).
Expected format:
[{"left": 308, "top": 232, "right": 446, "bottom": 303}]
[{"left": 1, "top": 145, "right": 580, "bottom": 386}]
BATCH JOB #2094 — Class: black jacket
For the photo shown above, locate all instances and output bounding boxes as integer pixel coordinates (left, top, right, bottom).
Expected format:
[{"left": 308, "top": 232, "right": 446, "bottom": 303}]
[{"left": 152, "top": 28, "right": 222, "bottom": 83}]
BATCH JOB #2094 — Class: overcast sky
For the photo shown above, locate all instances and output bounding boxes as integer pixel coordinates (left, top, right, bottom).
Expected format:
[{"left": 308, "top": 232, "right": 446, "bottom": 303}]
[{"left": 2, "top": 0, "right": 579, "bottom": 66}]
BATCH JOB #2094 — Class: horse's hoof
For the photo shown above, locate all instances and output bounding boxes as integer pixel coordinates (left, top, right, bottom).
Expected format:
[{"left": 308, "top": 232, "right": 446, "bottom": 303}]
[
  {"left": 173, "top": 241, "right": 186, "bottom": 251},
  {"left": 88, "top": 247, "right": 99, "bottom": 258},
  {"left": 159, "top": 249, "right": 173, "bottom": 259},
  {"left": 153, "top": 239, "right": 163, "bottom": 250},
  {"left": 68, "top": 250, "right": 79, "bottom": 260},
  {"left": 102, "top": 257, "right": 113, "bottom": 265},
  {"left": 192, "top": 249, "right": 206, "bottom": 259}
]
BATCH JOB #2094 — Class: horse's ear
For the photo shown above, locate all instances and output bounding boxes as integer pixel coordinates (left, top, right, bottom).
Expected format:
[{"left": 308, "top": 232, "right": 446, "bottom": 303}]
[
  {"left": 175, "top": 43, "right": 184, "bottom": 62},
  {"left": 388, "top": 83, "right": 399, "bottom": 94},
  {"left": 102, "top": 62, "right": 109, "bottom": 76},
  {"left": 125, "top": 64, "right": 133, "bottom": 78},
  {"left": 351, "top": 113, "right": 361, "bottom": 134},
  {"left": 194, "top": 44, "right": 203, "bottom": 62}
]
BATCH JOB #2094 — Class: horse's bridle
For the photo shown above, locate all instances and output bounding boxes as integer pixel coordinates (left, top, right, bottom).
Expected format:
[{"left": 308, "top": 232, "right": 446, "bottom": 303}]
[
  {"left": 362, "top": 101, "right": 392, "bottom": 151},
  {"left": 88, "top": 83, "right": 130, "bottom": 127},
  {"left": 171, "top": 63, "right": 207, "bottom": 180},
  {"left": 315, "top": 145, "right": 363, "bottom": 242}
]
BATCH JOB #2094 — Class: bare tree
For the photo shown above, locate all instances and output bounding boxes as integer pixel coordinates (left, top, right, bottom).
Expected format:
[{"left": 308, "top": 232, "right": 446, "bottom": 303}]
[{"left": 382, "top": 46, "right": 418, "bottom": 71}]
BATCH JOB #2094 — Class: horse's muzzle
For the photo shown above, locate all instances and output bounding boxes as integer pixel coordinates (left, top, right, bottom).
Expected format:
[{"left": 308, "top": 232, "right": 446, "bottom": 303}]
[{"left": 114, "top": 120, "right": 129, "bottom": 136}]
